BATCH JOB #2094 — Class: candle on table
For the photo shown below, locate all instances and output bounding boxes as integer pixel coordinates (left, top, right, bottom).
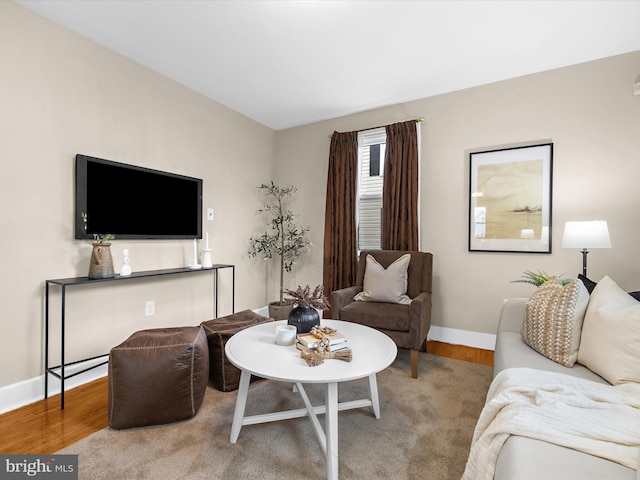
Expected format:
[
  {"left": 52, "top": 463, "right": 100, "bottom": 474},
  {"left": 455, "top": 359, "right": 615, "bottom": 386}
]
[{"left": 193, "top": 238, "right": 197, "bottom": 263}]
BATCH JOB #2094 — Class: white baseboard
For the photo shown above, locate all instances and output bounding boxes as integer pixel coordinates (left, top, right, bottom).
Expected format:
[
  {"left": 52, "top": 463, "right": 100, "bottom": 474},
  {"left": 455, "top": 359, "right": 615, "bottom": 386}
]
[
  {"left": 0, "top": 310, "right": 272, "bottom": 414},
  {"left": 259, "top": 305, "right": 496, "bottom": 351},
  {"left": 0, "top": 312, "right": 494, "bottom": 415},
  {"left": 0, "top": 357, "right": 108, "bottom": 415},
  {"left": 428, "top": 325, "right": 496, "bottom": 351}
]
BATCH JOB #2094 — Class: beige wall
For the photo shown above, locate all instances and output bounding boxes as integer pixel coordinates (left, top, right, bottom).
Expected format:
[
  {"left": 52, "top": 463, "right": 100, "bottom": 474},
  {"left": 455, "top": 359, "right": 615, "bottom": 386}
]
[
  {"left": 3, "top": 1, "right": 640, "bottom": 397},
  {"left": 0, "top": 2, "right": 276, "bottom": 388},
  {"left": 275, "top": 50, "right": 640, "bottom": 336}
]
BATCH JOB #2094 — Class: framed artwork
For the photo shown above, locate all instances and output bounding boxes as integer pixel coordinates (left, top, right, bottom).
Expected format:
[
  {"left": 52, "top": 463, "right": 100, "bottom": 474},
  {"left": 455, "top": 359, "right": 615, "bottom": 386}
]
[{"left": 469, "top": 143, "right": 553, "bottom": 253}]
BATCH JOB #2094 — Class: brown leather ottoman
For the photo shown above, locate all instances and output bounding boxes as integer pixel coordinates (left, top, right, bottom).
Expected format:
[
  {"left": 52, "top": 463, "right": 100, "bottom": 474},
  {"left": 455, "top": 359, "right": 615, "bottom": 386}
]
[
  {"left": 201, "top": 310, "right": 273, "bottom": 392},
  {"left": 108, "top": 326, "right": 209, "bottom": 430}
]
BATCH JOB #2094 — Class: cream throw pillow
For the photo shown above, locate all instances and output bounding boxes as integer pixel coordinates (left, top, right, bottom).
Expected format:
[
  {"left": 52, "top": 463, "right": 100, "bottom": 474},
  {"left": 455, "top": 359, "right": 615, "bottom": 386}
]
[
  {"left": 354, "top": 253, "right": 411, "bottom": 305},
  {"left": 577, "top": 275, "right": 640, "bottom": 385},
  {"left": 521, "top": 278, "right": 589, "bottom": 367}
]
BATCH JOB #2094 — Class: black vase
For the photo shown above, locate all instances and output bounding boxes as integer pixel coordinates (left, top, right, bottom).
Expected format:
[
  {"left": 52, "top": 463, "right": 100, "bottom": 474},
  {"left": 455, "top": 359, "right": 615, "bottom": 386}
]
[{"left": 287, "top": 306, "right": 321, "bottom": 334}]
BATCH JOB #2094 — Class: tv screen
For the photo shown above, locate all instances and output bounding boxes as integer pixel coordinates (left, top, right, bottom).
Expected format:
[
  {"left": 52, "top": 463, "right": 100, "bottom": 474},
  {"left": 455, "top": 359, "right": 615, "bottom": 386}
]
[{"left": 75, "top": 154, "right": 203, "bottom": 240}]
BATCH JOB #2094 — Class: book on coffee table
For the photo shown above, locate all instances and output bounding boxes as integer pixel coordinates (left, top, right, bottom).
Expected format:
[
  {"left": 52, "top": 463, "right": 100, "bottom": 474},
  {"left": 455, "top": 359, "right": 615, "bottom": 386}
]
[
  {"left": 296, "top": 331, "right": 346, "bottom": 350},
  {"left": 295, "top": 340, "right": 350, "bottom": 352}
]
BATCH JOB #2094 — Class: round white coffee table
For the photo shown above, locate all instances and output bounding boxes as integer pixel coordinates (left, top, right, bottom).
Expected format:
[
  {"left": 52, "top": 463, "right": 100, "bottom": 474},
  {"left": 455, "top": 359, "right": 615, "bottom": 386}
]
[{"left": 225, "top": 319, "right": 397, "bottom": 480}]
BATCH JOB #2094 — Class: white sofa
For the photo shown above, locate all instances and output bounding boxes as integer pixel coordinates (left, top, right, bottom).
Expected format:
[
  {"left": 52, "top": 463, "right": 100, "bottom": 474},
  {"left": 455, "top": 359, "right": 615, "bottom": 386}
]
[{"left": 492, "top": 296, "right": 636, "bottom": 479}]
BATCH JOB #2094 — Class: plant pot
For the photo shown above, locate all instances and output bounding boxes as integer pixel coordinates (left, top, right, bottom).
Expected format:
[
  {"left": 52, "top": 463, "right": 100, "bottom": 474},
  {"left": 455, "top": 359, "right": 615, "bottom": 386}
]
[
  {"left": 88, "top": 242, "right": 115, "bottom": 279},
  {"left": 268, "top": 302, "right": 293, "bottom": 320},
  {"left": 287, "top": 305, "right": 321, "bottom": 334}
]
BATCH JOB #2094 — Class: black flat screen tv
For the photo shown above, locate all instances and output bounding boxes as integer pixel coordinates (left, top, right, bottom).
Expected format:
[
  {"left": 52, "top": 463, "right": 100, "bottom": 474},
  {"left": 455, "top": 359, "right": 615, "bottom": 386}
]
[{"left": 75, "top": 154, "right": 203, "bottom": 240}]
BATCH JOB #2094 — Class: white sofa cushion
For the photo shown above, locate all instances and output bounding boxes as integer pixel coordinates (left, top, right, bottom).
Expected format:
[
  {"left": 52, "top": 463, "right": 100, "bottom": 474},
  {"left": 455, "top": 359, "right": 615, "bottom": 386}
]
[
  {"left": 578, "top": 275, "right": 640, "bottom": 385},
  {"left": 521, "top": 279, "right": 589, "bottom": 367}
]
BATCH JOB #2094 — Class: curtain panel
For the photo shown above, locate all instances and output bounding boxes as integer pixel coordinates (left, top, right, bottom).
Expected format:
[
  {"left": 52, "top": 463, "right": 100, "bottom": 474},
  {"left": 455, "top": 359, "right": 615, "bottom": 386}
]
[
  {"left": 323, "top": 131, "right": 359, "bottom": 296},
  {"left": 382, "top": 120, "right": 419, "bottom": 250}
]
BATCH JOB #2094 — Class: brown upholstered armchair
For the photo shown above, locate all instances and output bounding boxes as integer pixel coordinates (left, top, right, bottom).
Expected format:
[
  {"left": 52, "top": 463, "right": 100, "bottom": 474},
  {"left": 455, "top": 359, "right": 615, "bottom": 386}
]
[{"left": 331, "top": 250, "right": 433, "bottom": 379}]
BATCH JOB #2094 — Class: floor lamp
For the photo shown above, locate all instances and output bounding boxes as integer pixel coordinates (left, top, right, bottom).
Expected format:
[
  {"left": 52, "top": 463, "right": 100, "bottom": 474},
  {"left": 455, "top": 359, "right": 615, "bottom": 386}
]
[{"left": 561, "top": 221, "right": 612, "bottom": 277}]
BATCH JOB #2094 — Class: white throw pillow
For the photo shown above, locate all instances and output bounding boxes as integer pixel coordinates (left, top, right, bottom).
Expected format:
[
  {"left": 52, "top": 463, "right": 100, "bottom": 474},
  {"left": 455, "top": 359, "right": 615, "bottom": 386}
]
[
  {"left": 354, "top": 253, "right": 411, "bottom": 305},
  {"left": 577, "top": 275, "right": 640, "bottom": 385},
  {"left": 521, "top": 278, "right": 589, "bottom": 367}
]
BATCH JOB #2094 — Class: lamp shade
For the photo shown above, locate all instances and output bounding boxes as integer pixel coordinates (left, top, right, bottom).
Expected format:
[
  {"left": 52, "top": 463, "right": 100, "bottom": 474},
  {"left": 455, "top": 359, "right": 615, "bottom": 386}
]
[{"left": 561, "top": 221, "right": 612, "bottom": 249}]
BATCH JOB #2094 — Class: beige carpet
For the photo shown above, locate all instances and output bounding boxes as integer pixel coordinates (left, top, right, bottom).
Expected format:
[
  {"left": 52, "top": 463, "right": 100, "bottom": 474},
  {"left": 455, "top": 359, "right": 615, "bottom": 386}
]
[{"left": 59, "top": 349, "right": 492, "bottom": 480}]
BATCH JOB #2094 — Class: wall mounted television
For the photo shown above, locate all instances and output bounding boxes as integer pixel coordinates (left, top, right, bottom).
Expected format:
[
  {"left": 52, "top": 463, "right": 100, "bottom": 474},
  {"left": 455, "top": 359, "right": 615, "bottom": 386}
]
[{"left": 75, "top": 154, "right": 203, "bottom": 240}]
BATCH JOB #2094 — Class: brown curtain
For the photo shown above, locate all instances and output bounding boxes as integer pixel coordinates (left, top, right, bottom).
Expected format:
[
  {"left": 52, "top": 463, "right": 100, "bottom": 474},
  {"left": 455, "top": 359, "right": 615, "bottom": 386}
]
[
  {"left": 382, "top": 120, "right": 419, "bottom": 250},
  {"left": 323, "top": 131, "right": 359, "bottom": 296}
]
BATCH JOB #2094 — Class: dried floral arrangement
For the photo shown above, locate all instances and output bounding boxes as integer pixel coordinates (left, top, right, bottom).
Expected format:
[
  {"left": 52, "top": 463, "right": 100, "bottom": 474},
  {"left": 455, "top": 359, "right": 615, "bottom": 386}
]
[{"left": 283, "top": 284, "right": 331, "bottom": 311}]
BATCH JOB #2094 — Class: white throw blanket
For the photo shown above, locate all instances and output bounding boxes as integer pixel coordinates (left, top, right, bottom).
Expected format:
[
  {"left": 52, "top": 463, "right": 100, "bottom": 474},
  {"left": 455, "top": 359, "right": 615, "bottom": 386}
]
[{"left": 462, "top": 368, "right": 640, "bottom": 480}]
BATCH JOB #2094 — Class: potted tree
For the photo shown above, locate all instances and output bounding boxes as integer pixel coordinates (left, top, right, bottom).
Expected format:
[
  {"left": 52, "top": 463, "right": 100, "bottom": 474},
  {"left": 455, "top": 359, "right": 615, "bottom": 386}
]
[{"left": 248, "top": 182, "right": 311, "bottom": 319}]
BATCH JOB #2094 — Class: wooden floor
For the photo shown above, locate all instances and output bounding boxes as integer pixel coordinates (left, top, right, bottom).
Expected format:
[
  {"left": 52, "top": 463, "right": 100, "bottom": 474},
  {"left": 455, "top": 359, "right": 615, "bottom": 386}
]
[{"left": 0, "top": 341, "right": 493, "bottom": 454}]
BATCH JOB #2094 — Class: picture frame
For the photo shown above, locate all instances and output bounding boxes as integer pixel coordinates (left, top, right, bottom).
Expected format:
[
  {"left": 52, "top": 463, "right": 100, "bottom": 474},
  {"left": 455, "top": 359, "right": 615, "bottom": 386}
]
[{"left": 469, "top": 143, "right": 553, "bottom": 253}]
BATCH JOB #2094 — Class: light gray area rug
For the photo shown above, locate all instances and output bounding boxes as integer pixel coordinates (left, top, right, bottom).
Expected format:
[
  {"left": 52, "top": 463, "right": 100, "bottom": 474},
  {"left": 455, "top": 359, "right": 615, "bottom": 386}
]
[{"left": 59, "top": 350, "right": 492, "bottom": 480}]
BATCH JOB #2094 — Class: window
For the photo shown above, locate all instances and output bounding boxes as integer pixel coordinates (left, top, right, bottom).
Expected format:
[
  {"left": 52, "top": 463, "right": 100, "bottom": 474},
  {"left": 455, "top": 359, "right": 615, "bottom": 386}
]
[{"left": 357, "top": 128, "right": 386, "bottom": 250}]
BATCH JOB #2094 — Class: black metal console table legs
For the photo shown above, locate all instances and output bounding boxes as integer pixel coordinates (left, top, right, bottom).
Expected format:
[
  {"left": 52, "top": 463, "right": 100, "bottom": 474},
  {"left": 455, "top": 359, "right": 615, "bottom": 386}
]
[{"left": 45, "top": 265, "right": 234, "bottom": 409}]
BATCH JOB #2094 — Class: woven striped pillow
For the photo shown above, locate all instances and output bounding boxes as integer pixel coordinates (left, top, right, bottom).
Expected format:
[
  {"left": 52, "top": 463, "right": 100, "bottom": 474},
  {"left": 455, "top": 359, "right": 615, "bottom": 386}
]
[{"left": 521, "top": 278, "right": 590, "bottom": 367}]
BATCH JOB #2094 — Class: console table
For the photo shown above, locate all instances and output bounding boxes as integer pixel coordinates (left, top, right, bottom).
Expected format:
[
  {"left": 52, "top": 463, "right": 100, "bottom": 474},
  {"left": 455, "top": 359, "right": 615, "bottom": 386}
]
[{"left": 45, "top": 264, "right": 234, "bottom": 409}]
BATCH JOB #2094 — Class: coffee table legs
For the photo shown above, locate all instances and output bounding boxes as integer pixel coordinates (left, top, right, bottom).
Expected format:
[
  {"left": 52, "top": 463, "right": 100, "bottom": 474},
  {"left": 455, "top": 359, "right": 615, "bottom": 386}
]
[
  {"left": 229, "top": 371, "right": 381, "bottom": 480},
  {"left": 367, "top": 373, "right": 381, "bottom": 418},
  {"left": 325, "top": 382, "right": 339, "bottom": 480},
  {"left": 230, "top": 369, "right": 251, "bottom": 443}
]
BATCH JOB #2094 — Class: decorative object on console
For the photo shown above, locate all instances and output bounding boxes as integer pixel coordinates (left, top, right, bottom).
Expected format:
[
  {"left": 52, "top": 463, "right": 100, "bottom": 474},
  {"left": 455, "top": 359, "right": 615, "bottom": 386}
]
[
  {"left": 248, "top": 182, "right": 311, "bottom": 319},
  {"left": 188, "top": 238, "right": 202, "bottom": 269},
  {"left": 120, "top": 249, "right": 132, "bottom": 276},
  {"left": 284, "top": 284, "right": 330, "bottom": 333},
  {"left": 81, "top": 211, "right": 116, "bottom": 279},
  {"left": 510, "top": 269, "right": 572, "bottom": 287},
  {"left": 201, "top": 249, "right": 212, "bottom": 268},
  {"left": 201, "top": 232, "right": 212, "bottom": 268},
  {"left": 88, "top": 242, "right": 115, "bottom": 279},
  {"left": 561, "top": 220, "right": 612, "bottom": 276}
]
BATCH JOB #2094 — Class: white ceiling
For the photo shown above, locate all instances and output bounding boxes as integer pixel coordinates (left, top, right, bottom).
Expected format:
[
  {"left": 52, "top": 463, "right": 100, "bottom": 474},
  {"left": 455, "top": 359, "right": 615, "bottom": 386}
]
[{"left": 14, "top": 0, "right": 640, "bottom": 131}]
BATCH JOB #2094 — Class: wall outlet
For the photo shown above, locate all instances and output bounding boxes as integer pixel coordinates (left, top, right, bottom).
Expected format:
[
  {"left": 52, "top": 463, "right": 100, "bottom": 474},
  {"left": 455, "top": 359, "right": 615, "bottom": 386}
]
[
  {"left": 145, "top": 300, "right": 155, "bottom": 317},
  {"left": 207, "top": 208, "right": 214, "bottom": 221}
]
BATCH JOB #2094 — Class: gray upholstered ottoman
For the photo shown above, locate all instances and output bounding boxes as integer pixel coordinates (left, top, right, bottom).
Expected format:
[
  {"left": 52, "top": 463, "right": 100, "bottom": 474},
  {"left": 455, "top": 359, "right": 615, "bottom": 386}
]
[
  {"left": 201, "top": 310, "right": 273, "bottom": 392},
  {"left": 108, "top": 326, "right": 209, "bottom": 430}
]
